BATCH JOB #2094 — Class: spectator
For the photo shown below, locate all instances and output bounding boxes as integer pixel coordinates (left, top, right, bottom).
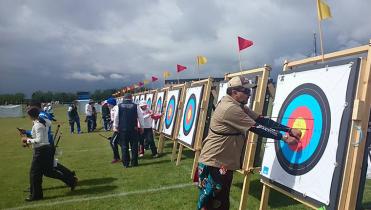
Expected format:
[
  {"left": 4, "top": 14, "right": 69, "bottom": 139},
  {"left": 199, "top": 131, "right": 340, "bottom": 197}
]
[{"left": 68, "top": 100, "right": 81, "bottom": 134}]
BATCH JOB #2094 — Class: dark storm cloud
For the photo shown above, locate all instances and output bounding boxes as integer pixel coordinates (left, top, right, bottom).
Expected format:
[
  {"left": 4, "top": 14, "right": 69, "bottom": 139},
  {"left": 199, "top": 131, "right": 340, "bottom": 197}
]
[{"left": 0, "top": 0, "right": 370, "bottom": 96}]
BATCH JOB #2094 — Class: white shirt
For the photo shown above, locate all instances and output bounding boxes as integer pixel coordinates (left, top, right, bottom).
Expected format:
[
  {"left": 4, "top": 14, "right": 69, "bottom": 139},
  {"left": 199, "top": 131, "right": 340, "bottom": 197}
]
[
  {"left": 139, "top": 107, "right": 153, "bottom": 128},
  {"left": 85, "top": 104, "right": 93, "bottom": 116},
  {"left": 47, "top": 105, "right": 53, "bottom": 114},
  {"left": 110, "top": 105, "right": 118, "bottom": 122},
  {"left": 113, "top": 100, "right": 144, "bottom": 130},
  {"left": 27, "top": 119, "right": 51, "bottom": 148}
]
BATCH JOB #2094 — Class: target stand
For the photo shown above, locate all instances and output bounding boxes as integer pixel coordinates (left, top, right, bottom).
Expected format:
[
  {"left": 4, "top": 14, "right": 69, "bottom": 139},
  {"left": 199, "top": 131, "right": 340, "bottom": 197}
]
[
  {"left": 157, "top": 83, "right": 188, "bottom": 162},
  {"left": 174, "top": 78, "right": 213, "bottom": 178},
  {"left": 259, "top": 41, "right": 371, "bottom": 210}
]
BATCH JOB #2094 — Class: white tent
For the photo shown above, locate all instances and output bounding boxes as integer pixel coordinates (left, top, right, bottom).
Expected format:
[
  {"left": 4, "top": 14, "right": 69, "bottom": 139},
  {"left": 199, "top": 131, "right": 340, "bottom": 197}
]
[{"left": 0, "top": 105, "right": 23, "bottom": 118}]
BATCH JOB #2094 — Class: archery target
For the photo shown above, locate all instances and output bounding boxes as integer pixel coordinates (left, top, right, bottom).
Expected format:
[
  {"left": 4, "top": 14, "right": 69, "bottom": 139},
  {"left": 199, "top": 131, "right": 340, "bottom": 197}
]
[
  {"left": 178, "top": 86, "right": 204, "bottom": 147},
  {"left": 134, "top": 95, "right": 140, "bottom": 104},
  {"left": 146, "top": 93, "right": 154, "bottom": 109},
  {"left": 152, "top": 91, "right": 165, "bottom": 130},
  {"left": 261, "top": 60, "right": 359, "bottom": 205},
  {"left": 139, "top": 94, "right": 145, "bottom": 103},
  {"left": 162, "top": 89, "right": 180, "bottom": 136}
]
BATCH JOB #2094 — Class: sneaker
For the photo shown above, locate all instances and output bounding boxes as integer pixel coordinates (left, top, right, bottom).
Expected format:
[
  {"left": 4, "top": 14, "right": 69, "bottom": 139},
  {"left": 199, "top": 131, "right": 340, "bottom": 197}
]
[
  {"left": 111, "top": 159, "right": 121, "bottom": 164},
  {"left": 139, "top": 154, "right": 144, "bottom": 157},
  {"left": 152, "top": 154, "right": 159, "bottom": 158}
]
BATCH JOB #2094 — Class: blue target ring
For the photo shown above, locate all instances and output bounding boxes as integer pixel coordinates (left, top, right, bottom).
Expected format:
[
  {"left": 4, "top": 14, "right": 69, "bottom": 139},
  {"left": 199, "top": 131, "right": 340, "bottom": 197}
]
[
  {"left": 182, "top": 94, "right": 197, "bottom": 136},
  {"left": 146, "top": 98, "right": 152, "bottom": 107},
  {"left": 165, "top": 95, "right": 176, "bottom": 129},
  {"left": 275, "top": 83, "right": 331, "bottom": 175}
]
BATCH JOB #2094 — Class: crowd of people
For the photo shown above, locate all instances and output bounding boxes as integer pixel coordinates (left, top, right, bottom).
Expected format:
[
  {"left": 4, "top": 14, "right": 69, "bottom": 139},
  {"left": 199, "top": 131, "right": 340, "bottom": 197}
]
[{"left": 18, "top": 76, "right": 302, "bottom": 209}]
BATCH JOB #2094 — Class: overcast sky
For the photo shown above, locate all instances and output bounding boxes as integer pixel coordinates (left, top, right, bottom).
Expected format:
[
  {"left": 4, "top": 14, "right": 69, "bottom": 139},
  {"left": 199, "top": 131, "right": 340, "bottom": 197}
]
[{"left": 0, "top": 0, "right": 370, "bottom": 96}]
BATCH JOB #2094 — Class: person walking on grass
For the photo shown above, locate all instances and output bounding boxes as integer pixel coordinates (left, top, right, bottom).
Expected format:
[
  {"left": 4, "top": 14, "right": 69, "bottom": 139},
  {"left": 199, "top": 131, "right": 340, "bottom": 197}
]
[
  {"left": 85, "top": 99, "right": 94, "bottom": 132},
  {"left": 197, "top": 76, "right": 302, "bottom": 210},
  {"left": 107, "top": 97, "right": 121, "bottom": 163},
  {"left": 102, "top": 101, "right": 111, "bottom": 131},
  {"left": 22, "top": 107, "right": 77, "bottom": 201},
  {"left": 67, "top": 100, "right": 81, "bottom": 134}
]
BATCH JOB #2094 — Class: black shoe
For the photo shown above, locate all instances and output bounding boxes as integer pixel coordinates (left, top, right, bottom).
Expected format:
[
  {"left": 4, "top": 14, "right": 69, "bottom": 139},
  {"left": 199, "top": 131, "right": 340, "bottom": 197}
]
[
  {"left": 25, "top": 196, "right": 42, "bottom": 202},
  {"left": 70, "top": 176, "right": 78, "bottom": 191}
]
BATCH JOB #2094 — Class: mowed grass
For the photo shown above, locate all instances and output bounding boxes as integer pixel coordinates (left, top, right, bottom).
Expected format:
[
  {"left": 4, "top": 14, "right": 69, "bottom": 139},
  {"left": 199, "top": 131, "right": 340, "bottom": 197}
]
[{"left": 0, "top": 105, "right": 370, "bottom": 210}]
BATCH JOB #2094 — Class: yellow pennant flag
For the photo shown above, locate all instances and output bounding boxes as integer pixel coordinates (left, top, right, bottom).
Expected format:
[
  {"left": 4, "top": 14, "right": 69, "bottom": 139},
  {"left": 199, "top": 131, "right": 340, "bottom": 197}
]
[
  {"left": 163, "top": 71, "right": 171, "bottom": 79},
  {"left": 197, "top": 56, "right": 207, "bottom": 65},
  {"left": 317, "top": 0, "right": 332, "bottom": 21},
  {"left": 143, "top": 79, "right": 150, "bottom": 85}
]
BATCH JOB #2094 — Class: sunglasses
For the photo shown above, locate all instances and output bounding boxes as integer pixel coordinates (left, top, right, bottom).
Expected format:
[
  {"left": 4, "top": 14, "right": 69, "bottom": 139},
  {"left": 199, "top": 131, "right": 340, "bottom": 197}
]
[{"left": 235, "top": 87, "right": 251, "bottom": 96}]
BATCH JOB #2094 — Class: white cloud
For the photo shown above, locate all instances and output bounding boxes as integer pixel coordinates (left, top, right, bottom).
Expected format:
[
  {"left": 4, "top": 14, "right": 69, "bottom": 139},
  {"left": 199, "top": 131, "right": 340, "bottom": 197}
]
[
  {"left": 109, "top": 73, "right": 124, "bottom": 79},
  {"left": 68, "top": 72, "right": 105, "bottom": 81},
  {"left": 0, "top": 0, "right": 371, "bottom": 95}
]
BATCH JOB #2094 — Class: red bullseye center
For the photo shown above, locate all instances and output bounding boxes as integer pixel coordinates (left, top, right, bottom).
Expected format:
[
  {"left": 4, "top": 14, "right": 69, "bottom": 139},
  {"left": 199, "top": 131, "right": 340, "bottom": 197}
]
[
  {"left": 186, "top": 104, "right": 194, "bottom": 123},
  {"left": 286, "top": 106, "right": 314, "bottom": 152},
  {"left": 167, "top": 105, "right": 173, "bottom": 120}
]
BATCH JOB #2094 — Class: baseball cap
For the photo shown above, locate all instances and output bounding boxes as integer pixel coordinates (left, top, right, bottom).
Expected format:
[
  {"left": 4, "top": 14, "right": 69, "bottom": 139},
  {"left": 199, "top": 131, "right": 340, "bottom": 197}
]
[
  {"left": 107, "top": 98, "right": 117, "bottom": 106},
  {"left": 227, "top": 76, "right": 257, "bottom": 89}
]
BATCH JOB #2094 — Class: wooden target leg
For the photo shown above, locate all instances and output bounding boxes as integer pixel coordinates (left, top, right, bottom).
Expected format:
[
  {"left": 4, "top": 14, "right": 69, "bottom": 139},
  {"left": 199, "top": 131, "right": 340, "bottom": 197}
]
[
  {"left": 238, "top": 173, "right": 252, "bottom": 210},
  {"left": 191, "top": 150, "right": 201, "bottom": 179},
  {"left": 171, "top": 141, "right": 178, "bottom": 162},
  {"left": 259, "top": 184, "right": 270, "bottom": 210},
  {"left": 157, "top": 133, "right": 164, "bottom": 154},
  {"left": 176, "top": 144, "right": 183, "bottom": 166}
]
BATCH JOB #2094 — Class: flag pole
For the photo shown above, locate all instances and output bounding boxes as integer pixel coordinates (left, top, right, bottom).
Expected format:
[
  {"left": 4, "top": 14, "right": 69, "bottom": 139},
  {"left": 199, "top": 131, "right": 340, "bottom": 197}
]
[
  {"left": 196, "top": 57, "right": 200, "bottom": 81},
  {"left": 238, "top": 49, "right": 243, "bottom": 72},
  {"left": 317, "top": 0, "right": 325, "bottom": 62}
]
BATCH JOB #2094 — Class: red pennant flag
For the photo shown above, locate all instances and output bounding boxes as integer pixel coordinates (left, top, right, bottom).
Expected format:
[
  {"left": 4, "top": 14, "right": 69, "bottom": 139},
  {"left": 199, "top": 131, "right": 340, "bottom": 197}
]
[
  {"left": 177, "top": 64, "right": 187, "bottom": 73},
  {"left": 151, "top": 76, "right": 158, "bottom": 82},
  {"left": 238, "top": 36, "right": 253, "bottom": 51}
]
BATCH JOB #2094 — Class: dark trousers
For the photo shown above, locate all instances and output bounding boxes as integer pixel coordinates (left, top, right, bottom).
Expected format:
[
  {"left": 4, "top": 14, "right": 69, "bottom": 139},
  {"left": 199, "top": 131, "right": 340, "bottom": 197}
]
[
  {"left": 119, "top": 131, "right": 138, "bottom": 167},
  {"left": 29, "top": 145, "right": 74, "bottom": 199},
  {"left": 140, "top": 128, "right": 157, "bottom": 155},
  {"left": 103, "top": 117, "right": 111, "bottom": 131},
  {"left": 69, "top": 117, "right": 81, "bottom": 133},
  {"left": 86, "top": 116, "right": 93, "bottom": 132},
  {"left": 197, "top": 164, "right": 234, "bottom": 210},
  {"left": 110, "top": 132, "right": 120, "bottom": 160}
]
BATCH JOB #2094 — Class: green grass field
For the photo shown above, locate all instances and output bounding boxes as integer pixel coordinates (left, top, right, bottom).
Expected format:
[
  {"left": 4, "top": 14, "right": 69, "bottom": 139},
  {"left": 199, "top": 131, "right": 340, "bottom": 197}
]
[{"left": 0, "top": 106, "right": 370, "bottom": 210}]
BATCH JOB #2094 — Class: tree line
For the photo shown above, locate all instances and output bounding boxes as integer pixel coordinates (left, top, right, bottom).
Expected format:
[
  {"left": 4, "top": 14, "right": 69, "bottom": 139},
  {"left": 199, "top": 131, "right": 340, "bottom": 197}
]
[{"left": 0, "top": 89, "right": 117, "bottom": 105}]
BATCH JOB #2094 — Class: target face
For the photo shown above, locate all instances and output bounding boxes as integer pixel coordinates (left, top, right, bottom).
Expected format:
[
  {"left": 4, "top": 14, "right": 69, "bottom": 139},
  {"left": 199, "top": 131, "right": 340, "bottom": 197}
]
[
  {"left": 183, "top": 94, "right": 197, "bottom": 135},
  {"left": 139, "top": 94, "right": 145, "bottom": 103},
  {"left": 275, "top": 83, "right": 331, "bottom": 175},
  {"left": 178, "top": 86, "right": 204, "bottom": 148},
  {"left": 162, "top": 89, "right": 180, "bottom": 136},
  {"left": 156, "top": 97, "right": 163, "bottom": 113},
  {"left": 261, "top": 60, "right": 360, "bottom": 206},
  {"left": 134, "top": 96, "right": 140, "bottom": 104},
  {"left": 165, "top": 95, "right": 176, "bottom": 129},
  {"left": 146, "top": 93, "right": 154, "bottom": 108},
  {"left": 152, "top": 91, "right": 165, "bottom": 130}
]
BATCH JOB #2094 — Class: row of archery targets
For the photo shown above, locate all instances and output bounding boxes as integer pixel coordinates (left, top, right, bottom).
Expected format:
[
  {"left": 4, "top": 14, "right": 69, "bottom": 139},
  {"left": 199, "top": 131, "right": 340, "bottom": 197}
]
[{"left": 116, "top": 41, "right": 371, "bottom": 210}]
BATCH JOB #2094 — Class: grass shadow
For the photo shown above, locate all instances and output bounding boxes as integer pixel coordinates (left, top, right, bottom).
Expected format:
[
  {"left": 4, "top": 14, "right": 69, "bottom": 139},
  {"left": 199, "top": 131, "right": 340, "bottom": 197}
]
[
  {"left": 138, "top": 159, "right": 174, "bottom": 167},
  {"left": 43, "top": 177, "right": 117, "bottom": 191},
  {"left": 43, "top": 185, "right": 118, "bottom": 199},
  {"left": 362, "top": 202, "right": 371, "bottom": 210},
  {"left": 233, "top": 178, "right": 300, "bottom": 208}
]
